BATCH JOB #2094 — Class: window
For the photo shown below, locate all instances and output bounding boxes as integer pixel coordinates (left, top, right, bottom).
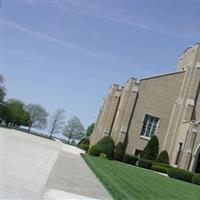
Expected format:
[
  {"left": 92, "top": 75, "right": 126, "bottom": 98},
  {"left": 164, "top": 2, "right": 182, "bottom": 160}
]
[
  {"left": 135, "top": 149, "right": 142, "bottom": 157},
  {"left": 175, "top": 142, "right": 183, "bottom": 165},
  {"left": 140, "top": 114, "right": 159, "bottom": 138}
]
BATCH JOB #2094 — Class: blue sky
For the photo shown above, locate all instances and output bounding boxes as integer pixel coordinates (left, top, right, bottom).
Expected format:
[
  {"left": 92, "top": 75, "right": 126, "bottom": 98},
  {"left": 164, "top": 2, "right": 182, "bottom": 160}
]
[{"left": 1, "top": 0, "right": 200, "bottom": 128}]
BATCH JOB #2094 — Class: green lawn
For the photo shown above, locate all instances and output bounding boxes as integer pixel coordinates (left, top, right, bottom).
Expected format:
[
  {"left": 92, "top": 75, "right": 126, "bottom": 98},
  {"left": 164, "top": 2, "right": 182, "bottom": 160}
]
[{"left": 82, "top": 154, "right": 200, "bottom": 200}]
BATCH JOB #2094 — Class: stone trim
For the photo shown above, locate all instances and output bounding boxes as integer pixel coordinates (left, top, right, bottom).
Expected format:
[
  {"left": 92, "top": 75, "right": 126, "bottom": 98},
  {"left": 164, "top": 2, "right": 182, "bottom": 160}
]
[
  {"left": 196, "top": 62, "right": 200, "bottom": 69},
  {"left": 132, "top": 85, "right": 139, "bottom": 93},
  {"left": 140, "top": 71, "right": 185, "bottom": 81},
  {"left": 175, "top": 97, "right": 183, "bottom": 105},
  {"left": 139, "top": 135, "right": 150, "bottom": 141},
  {"left": 104, "top": 129, "right": 110, "bottom": 135},
  {"left": 186, "top": 99, "right": 195, "bottom": 107}
]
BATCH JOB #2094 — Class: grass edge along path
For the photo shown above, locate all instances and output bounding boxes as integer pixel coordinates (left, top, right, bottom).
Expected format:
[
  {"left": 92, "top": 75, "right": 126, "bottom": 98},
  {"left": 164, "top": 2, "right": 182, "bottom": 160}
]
[{"left": 82, "top": 154, "right": 200, "bottom": 200}]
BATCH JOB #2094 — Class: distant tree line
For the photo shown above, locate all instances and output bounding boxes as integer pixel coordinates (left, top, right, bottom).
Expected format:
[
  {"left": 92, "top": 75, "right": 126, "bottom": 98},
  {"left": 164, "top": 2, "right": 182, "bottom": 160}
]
[{"left": 0, "top": 74, "right": 93, "bottom": 144}]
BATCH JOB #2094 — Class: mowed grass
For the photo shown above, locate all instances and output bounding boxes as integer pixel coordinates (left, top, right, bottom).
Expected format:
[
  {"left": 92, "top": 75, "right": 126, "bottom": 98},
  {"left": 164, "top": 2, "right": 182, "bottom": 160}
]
[{"left": 82, "top": 154, "right": 200, "bottom": 200}]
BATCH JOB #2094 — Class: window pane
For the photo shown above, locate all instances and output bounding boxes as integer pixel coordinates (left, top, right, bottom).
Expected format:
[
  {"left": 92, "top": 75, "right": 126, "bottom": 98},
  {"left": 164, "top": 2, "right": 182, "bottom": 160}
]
[{"left": 140, "top": 114, "right": 159, "bottom": 138}]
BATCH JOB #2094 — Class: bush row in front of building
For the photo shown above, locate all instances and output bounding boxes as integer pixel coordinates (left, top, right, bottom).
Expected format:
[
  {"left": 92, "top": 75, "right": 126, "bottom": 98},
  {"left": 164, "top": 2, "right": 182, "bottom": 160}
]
[
  {"left": 88, "top": 135, "right": 200, "bottom": 186},
  {"left": 167, "top": 168, "right": 200, "bottom": 185}
]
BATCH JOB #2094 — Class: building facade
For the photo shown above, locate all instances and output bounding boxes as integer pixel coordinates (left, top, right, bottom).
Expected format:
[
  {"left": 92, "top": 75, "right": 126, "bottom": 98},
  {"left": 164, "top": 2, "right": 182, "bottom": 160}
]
[{"left": 90, "top": 43, "right": 200, "bottom": 173}]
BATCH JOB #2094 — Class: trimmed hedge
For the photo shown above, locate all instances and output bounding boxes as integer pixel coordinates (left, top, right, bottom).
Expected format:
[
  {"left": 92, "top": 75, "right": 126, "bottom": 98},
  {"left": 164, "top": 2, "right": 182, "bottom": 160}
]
[
  {"left": 78, "top": 137, "right": 90, "bottom": 152},
  {"left": 80, "top": 144, "right": 90, "bottom": 152},
  {"left": 152, "top": 163, "right": 171, "bottom": 174},
  {"left": 156, "top": 150, "right": 169, "bottom": 164},
  {"left": 88, "top": 144, "right": 102, "bottom": 156},
  {"left": 88, "top": 136, "right": 115, "bottom": 158},
  {"left": 123, "top": 154, "right": 138, "bottom": 165},
  {"left": 192, "top": 173, "right": 200, "bottom": 185},
  {"left": 141, "top": 135, "right": 159, "bottom": 160},
  {"left": 168, "top": 168, "right": 194, "bottom": 182},
  {"left": 114, "top": 142, "right": 125, "bottom": 161},
  {"left": 138, "top": 159, "right": 154, "bottom": 169}
]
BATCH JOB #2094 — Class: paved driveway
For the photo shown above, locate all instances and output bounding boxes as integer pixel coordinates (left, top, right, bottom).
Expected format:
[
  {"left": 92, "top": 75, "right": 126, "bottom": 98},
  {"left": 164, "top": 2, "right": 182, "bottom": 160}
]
[{"left": 1, "top": 128, "right": 62, "bottom": 199}]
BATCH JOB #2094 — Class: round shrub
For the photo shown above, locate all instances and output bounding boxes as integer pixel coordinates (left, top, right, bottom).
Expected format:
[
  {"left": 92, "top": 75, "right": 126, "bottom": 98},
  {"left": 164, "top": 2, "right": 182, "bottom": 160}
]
[
  {"left": 88, "top": 136, "right": 115, "bottom": 158},
  {"left": 114, "top": 142, "right": 125, "bottom": 161},
  {"left": 156, "top": 150, "right": 169, "bottom": 164},
  {"left": 78, "top": 137, "right": 90, "bottom": 152},
  {"left": 168, "top": 168, "right": 194, "bottom": 182},
  {"left": 123, "top": 154, "right": 138, "bottom": 165},
  {"left": 141, "top": 135, "right": 159, "bottom": 160},
  {"left": 152, "top": 163, "right": 171, "bottom": 174},
  {"left": 192, "top": 173, "right": 200, "bottom": 185},
  {"left": 88, "top": 144, "right": 102, "bottom": 156},
  {"left": 138, "top": 159, "right": 154, "bottom": 169}
]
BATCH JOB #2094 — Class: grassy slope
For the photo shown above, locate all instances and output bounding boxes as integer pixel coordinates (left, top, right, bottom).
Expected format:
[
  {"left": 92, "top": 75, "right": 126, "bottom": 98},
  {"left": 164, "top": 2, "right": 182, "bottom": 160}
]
[{"left": 82, "top": 155, "right": 200, "bottom": 200}]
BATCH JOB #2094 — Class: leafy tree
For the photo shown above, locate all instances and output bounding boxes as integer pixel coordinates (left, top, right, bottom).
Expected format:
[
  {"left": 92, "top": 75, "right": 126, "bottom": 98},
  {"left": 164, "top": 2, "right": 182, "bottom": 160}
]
[
  {"left": 24, "top": 104, "right": 48, "bottom": 132},
  {"left": 156, "top": 150, "right": 169, "bottom": 164},
  {"left": 49, "top": 108, "right": 65, "bottom": 139},
  {"left": 86, "top": 123, "right": 95, "bottom": 137},
  {"left": 2, "top": 99, "right": 29, "bottom": 126},
  {"left": 63, "top": 116, "right": 85, "bottom": 144},
  {"left": 141, "top": 135, "right": 159, "bottom": 160},
  {"left": 0, "top": 74, "right": 6, "bottom": 103}
]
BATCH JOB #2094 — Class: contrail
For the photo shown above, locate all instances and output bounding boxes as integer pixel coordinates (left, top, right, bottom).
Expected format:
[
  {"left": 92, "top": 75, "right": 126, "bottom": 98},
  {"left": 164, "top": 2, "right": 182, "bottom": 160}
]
[
  {"left": 0, "top": 19, "right": 127, "bottom": 63},
  {"left": 55, "top": 1, "right": 94, "bottom": 34}
]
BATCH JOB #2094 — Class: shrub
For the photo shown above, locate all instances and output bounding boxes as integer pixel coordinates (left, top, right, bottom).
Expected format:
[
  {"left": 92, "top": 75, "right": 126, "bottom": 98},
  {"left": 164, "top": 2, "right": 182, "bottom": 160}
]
[
  {"left": 123, "top": 154, "right": 138, "bottom": 165},
  {"left": 152, "top": 163, "right": 171, "bottom": 174},
  {"left": 114, "top": 142, "right": 125, "bottom": 161},
  {"left": 78, "top": 137, "right": 86, "bottom": 146},
  {"left": 168, "top": 168, "right": 194, "bottom": 182},
  {"left": 156, "top": 150, "right": 169, "bottom": 164},
  {"left": 192, "top": 173, "right": 200, "bottom": 185},
  {"left": 138, "top": 159, "right": 154, "bottom": 169},
  {"left": 141, "top": 135, "right": 159, "bottom": 160},
  {"left": 80, "top": 144, "right": 90, "bottom": 152},
  {"left": 88, "top": 136, "right": 115, "bottom": 158},
  {"left": 100, "top": 153, "right": 107, "bottom": 159},
  {"left": 78, "top": 137, "right": 90, "bottom": 152},
  {"left": 88, "top": 144, "right": 102, "bottom": 156}
]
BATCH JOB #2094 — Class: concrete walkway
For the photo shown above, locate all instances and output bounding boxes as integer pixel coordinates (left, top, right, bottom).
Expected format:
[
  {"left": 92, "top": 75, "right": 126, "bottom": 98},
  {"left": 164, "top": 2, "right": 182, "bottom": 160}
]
[
  {"left": 43, "top": 150, "right": 112, "bottom": 200},
  {"left": 1, "top": 128, "right": 112, "bottom": 200}
]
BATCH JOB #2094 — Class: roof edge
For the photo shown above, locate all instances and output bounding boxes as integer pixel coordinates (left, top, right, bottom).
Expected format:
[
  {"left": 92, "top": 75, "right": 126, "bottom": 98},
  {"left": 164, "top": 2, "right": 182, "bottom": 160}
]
[{"left": 140, "top": 70, "right": 185, "bottom": 81}]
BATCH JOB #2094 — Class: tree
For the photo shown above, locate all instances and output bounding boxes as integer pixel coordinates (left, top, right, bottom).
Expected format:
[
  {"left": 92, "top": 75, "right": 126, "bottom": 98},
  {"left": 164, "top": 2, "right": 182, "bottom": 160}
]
[
  {"left": 63, "top": 116, "right": 85, "bottom": 144},
  {"left": 49, "top": 108, "right": 65, "bottom": 139},
  {"left": 114, "top": 142, "right": 126, "bottom": 161},
  {"left": 156, "top": 150, "right": 169, "bottom": 164},
  {"left": 2, "top": 99, "right": 30, "bottom": 126},
  {"left": 141, "top": 135, "right": 159, "bottom": 160},
  {"left": 24, "top": 104, "right": 48, "bottom": 132},
  {"left": 0, "top": 74, "right": 6, "bottom": 103},
  {"left": 86, "top": 123, "right": 95, "bottom": 137}
]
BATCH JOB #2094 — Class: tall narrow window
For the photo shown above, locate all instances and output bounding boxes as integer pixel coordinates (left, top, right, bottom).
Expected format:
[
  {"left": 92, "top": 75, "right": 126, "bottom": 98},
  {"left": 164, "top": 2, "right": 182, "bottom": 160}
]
[
  {"left": 175, "top": 142, "right": 183, "bottom": 165},
  {"left": 140, "top": 114, "right": 159, "bottom": 138}
]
